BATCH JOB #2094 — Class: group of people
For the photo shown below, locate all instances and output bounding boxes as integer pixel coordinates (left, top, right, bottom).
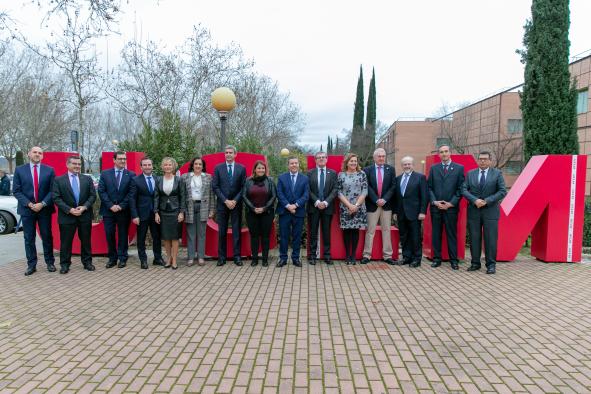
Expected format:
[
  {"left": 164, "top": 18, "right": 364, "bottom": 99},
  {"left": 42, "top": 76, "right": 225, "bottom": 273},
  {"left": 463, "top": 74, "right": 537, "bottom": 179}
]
[{"left": 13, "top": 143, "right": 506, "bottom": 276}]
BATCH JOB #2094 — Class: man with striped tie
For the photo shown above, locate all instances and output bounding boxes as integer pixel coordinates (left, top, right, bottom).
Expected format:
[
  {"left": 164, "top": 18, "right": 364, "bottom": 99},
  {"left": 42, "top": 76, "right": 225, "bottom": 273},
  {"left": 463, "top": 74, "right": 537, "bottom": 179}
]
[{"left": 52, "top": 155, "right": 96, "bottom": 274}]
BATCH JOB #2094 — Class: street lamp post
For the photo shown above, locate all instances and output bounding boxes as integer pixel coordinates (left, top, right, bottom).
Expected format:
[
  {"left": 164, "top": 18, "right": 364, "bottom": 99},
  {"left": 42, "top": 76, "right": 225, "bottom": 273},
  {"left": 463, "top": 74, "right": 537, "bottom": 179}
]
[{"left": 211, "top": 87, "right": 237, "bottom": 151}]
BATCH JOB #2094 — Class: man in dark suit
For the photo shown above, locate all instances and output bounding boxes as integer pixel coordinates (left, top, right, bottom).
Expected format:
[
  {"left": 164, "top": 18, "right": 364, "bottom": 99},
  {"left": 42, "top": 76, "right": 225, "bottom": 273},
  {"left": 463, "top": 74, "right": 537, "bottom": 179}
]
[
  {"left": 428, "top": 144, "right": 465, "bottom": 270},
  {"left": 461, "top": 151, "right": 507, "bottom": 274},
  {"left": 362, "top": 148, "right": 397, "bottom": 265},
  {"left": 12, "top": 146, "right": 56, "bottom": 276},
  {"left": 52, "top": 155, "right": 96, "bottom": 274},
  {"left": 212, "top": 145, "right": 247, "bottom": 266},
  {"left": 307, "top": 151, "right": 337, "bottom": 265},
  {"left": 394, "top": 156, "right": 428, "bottom": 268},
  {"left": 98, "top": 151, "right": 136, "bottom": 269},
  {"left": 276, "top": 156, "right": 309, "bottom": 267},
  {"left": 0, "top": 169, "right": 10, "bottom": 195},
  {"left": 129, "top": 157, "right": 163, "bottom": 269}
]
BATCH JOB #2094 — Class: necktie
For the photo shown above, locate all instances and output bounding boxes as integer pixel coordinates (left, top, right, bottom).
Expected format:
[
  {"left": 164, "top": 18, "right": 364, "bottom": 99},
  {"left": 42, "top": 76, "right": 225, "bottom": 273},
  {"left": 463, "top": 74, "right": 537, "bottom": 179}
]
[
  {"left": 377, "top": 166, "right": 383, "bottom": 197},
  {"left": 291, "top": 174, "right": 296, "bottom": 191},
  {"left": 228, "top": 165, "right": 233, "bottom": 179},
  {"left": 146, "top": 176, "right": 154, "bottom": 194},
  {"left": 479, "top": 170, "right": 486, "bottom": 190},
  {"left": 33, "top": 164, "right": 39, "bottom": 203},
  {"left": 71, "top": 174, "right": 80, "bottom": 206},
  {"left": 318, "top": 169, "right": 325, "bottom": 201},
  {"left": 116, "top": 170, "right": 122, "bottom": 190},
  {"left": 443, "top": 164, "right": 449, "bottom": 174},
  {"left": 401, "top": 173, "right": 410, "bottom": 197}
]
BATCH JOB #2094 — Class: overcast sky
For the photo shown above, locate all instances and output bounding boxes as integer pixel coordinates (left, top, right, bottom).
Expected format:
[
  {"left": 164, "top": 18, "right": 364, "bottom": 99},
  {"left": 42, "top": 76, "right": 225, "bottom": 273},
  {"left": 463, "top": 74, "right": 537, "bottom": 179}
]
[{"left": 3, "top": 0, "right": 591, "bottom": 146}]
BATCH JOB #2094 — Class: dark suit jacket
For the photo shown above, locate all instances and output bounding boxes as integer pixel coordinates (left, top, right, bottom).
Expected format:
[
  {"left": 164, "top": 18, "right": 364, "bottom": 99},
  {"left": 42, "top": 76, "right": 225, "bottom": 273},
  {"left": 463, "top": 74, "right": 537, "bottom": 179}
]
[
  {"left": 307, "top": 167, "right": 338, "bottom": 213},
  {"left": 98, "top": 168, "right": 136, "bottom": 216},
  {"left": 154, "top": 176, "right": 185, "bottom": 214},
  {"left": 0, "top": 175, "right": 10, "bottom": 195},
  {"left": 363, "top": 164, "right": 396, "bottom": 212},
  {"left": 427, "top": 162, "right": 465, "bottom": 210},
  {"left": 13, "top": 163, "right": 56, "bottom": 216},
  {"left": 276, "top": 172, "right": 309, "bottom": 217},
  {"left": 461, "top": 167, "right": 507, "bottom": 220},
  {"left": 212, "top": 162, "right": 246, "bottom": 210},
  {"left": 129, "top": 173, "right": 158, "bottom": 221},
  {"left": 395, "top": 171, "right": 428, "bottom": 219},
  {"left": 52, "top": 173, "right": 96, "bottom": 224},
  {"left": 242, "top": 176, "right": 277, "bottom": 214}
]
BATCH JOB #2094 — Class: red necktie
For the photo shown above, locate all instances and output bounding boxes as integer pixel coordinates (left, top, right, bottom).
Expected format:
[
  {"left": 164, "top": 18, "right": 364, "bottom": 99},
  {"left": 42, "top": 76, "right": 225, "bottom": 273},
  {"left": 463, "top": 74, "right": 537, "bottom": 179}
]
[
  {"left": 33, "top": 164, "right": 39, "bottom": 203},
  {"left": 377, "top": 166, "right": 383, "bottom": 197}
]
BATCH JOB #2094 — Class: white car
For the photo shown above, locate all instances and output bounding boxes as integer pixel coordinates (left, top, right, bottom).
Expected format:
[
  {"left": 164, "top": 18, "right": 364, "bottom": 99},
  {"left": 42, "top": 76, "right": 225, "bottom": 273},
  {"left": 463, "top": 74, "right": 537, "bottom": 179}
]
[{"left": 0, "top": 196, "right": 20, "bottom": 234}]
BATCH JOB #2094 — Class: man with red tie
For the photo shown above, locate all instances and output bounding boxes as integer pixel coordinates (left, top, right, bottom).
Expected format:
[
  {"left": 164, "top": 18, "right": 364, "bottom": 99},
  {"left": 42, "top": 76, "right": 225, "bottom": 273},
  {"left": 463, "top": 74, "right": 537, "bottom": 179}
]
[
  {"left": 362, "top": 148, "right": 397, "bottom": 265},
  {"left": 13, "top": 146, "right": 56, "bottom": 276}
]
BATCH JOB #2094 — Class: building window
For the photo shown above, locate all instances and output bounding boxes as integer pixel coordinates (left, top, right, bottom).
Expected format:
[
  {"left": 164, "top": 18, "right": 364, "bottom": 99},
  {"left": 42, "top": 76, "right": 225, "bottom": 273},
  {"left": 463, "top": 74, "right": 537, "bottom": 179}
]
[
  {"left": 577, "top": 89, "right": 588, "bottom": 114},
  {"left": 504, "top": 161, "right": 523, "bottom": 175},
  {"left": 507, "top": 119, "right": 523, "bottom": 133}
]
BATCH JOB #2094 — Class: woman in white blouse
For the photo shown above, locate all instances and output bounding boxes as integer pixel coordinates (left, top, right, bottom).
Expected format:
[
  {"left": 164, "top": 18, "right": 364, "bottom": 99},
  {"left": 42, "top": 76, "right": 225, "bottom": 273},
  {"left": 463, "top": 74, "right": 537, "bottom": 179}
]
[{"left": 181, "top": 156, "right": 215, "bottom": 266}]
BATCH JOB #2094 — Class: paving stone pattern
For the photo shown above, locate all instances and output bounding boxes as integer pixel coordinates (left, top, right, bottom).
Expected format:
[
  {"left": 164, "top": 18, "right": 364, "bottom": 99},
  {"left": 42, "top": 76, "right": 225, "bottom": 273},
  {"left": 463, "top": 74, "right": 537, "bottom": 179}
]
[{"left": 1, "top": 255, "right": 590, "bottom": 393}]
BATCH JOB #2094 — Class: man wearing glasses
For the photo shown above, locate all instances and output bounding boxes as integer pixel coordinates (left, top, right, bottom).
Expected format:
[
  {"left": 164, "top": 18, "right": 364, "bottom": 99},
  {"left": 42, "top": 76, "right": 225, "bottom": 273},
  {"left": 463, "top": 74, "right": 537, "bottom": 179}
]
[
  {"left": 461, "top": 151, "right": 506, "bottom": 274},
  {"left": 98, "top": 151, "right": 136, "bottom": 268}
]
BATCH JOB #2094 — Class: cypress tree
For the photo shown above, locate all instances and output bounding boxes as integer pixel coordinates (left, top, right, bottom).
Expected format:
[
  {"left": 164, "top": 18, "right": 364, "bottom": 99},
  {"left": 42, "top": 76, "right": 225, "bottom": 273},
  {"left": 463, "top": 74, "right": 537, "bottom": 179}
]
[
  {"left": 350, "top": 66, "right": 365, "bottom": 157},
  {"left": 365, "top": 68, "right": 377, "bottom": 158},
  {"left": 519, "top": 0, "right": 578, "bottom": 161},
  {"left": 15, "top": 151, "right": 24, "bottom": 166}
]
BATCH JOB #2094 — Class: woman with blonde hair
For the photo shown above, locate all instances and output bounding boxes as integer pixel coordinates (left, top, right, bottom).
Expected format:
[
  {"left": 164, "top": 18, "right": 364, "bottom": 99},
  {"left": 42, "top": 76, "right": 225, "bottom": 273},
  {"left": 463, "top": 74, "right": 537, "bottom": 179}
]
[
  {"left": 154, "top": 157, "right": 186, "bottom": 269},
  {"left": 337, "top": 153, "right": 368, "bottom": 264}
]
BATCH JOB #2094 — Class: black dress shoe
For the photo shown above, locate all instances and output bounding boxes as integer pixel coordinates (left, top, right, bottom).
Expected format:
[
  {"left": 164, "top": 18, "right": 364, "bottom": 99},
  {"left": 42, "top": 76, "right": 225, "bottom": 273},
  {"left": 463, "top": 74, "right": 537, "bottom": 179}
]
[
  {"left": 140, "top": 261, "right": 148, "bottom": 269},
  {"left": 308, "top": 258, "right": 317, "bottom": 265},
  {"left": 451, "top": 262, "right": 459, "bottom": 270},
  {"left": 431, "top": 261, "right": 441, "bottom": 268},
  {"left": 118, "top": 261, "right": 127, "bottom": 268},
  {"left": 325, "top": 259, "right": 333, "bottom": 265},
  {"left": 84, "top": 264, "right": 96, "bottom": 271},
  {"left": 401, "top": 259, "right": 412, "bottom": 265},
  {"left": 276, "top": 260, "right": 287, "bottom": 267},
  {"left": 486, "top": 266, "right": 496, "bottom": 274},
  {"left": 24, "top": 267, "right": 36, "bottom": 276},
  {"left": 360, "top": 257, "right": 370, "bottom": 264},
  {"left": 262, "top": 261, "right": 269, "bottom": 267},
  {"left": 467, "top": 265, "right": 481, "bottom": 271},
  {"left": 47, "top": 264, "right": 56, "bottom": 272},
  {"left": 106, "top": 261, "right": 117, "bottom": 269},
  {"left": 385, "top": 258, "right": 398, "bottom": 265},
  {"left": 234, "top": 259, "right": 243, "bottom": 266},
  {"left": 293, "top": 260, "right": 302, "bottom": 267},
  {"left": 409, "top": 261, "right": 421, "bottom": 268},
  {"left": 251, "top": 258, "right": 259, "bottom": 267},
  {"left": 153, "top": 259, "right": 164, "bottom": 266},
  {"left": 59, "top": 267, "right": 69, "bottom": 274},
  {"left": 217, "top": 259, "right": 226, "bottom": 266}
]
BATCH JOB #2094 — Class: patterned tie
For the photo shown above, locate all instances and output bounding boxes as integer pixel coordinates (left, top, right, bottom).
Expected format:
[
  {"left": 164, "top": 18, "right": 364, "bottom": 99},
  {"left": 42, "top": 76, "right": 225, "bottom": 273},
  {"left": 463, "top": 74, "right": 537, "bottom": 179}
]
[
  {"left": 377, "top": 166, "right": 383, "bottom": 197},
  {"left": 71, "top": 174, "right": 80, "bottom": 206},
  {"left": 401, "top": 173, "right": 410, "bottom": 197},
  {"left": 479, "top": 170, "right": 486, "bottom": 190},
  {"left": 146, "top": 176, "right": 154, "bottom": 194},
  {"left": 443, "top": 164, "right": 449, "bottom": 175},
  {"left": 33, "top": 164, "right": 39, "bottom": 203},
  {"left": 318, "top": 169, "right": 325, "bottom": 201},
  {"left": 116, "top": 170, "right": 122, "bottom": 190},
  {"left": 227, "top": 165, "right": 233, "bottom": 179}
]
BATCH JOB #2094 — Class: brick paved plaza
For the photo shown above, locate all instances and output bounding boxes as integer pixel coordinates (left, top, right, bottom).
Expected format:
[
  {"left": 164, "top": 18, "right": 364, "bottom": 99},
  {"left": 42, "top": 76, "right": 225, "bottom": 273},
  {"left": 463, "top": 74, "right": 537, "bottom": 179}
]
[{"left": 1, "top": 254, "right": 591, "bottom": 393}]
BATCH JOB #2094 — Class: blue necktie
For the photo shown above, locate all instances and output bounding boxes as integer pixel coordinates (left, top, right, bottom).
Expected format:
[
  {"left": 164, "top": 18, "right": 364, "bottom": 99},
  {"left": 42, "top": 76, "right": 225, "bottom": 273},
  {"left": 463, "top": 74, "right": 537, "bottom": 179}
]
[
  {"left": 318, "top": 169, "right": 325, "bottom": 201},
  {"left": 116, "top": 170, "right": 122, "bottom": 190},
  {"left": 479, "top": 170, "right": 486, "bottom": 190},
  {"left": 228, "top": 165, "right": 233, "bottom": 179},
  {"left": 146, "top": 176, "right": 154, "bottom": 194},
  {"left": 401, "top": 173, "right": 410, "bottom": 197},
  {"left": 291, "top": 174, "right": 296, "bottom": 191},
  {"left": 71, "top": 174, "right": 80, "bottom": 205}
]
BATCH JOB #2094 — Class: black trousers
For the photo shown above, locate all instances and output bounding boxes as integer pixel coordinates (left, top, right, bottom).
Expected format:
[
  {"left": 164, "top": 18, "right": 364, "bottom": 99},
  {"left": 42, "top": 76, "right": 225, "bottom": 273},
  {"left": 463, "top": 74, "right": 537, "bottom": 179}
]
[
  {"left": 137, "top": 212, "right": 162, "bottom": 262},
  {"left": 59, "top": 220, "right": 92, "bottom": 268},
  {"left": 342, "top": 229, "right": 359, "bottom": 260},
  {"left": 398, "top": 212, "right": 422, "bottom": 262},
  {"left": 245, "top": 210, "right": 274, "bottom": 260},
  {"left": 308, "top": 211, "right": 332, "bottom": 259},
  {"left": 430, "top": 208, "right": 458, "bottom": 262},
  {"left": 22, "top": 213, "right": 54, "bottom": 269},
  {"left": 103, "top": 212, "right": 130, "bottom": 262},
  {"left": 217, "top": 204, "right": 242, "bottom": 260},
  {"left": 467, "top": 210, "right": 499, "bottom": 268}
]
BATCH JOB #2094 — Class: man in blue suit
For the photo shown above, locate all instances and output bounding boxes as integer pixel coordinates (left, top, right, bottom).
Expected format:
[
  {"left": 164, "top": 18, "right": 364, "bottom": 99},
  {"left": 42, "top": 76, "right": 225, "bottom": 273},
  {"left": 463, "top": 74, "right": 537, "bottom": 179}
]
[
  {"left": 98, "top": 151, "right": 136, "bottom": 268},
  {"left": 12, "top": 146, "right": 56, "bottom": 276},
  {"left": 129, "top": 157, "right": 163, "bottom": 269},
  {"left": 276, "top": 156, "right": 309, "bottom": 267},
  {"left": 212, "top": 145, "right": 247, "bottom": 266}
]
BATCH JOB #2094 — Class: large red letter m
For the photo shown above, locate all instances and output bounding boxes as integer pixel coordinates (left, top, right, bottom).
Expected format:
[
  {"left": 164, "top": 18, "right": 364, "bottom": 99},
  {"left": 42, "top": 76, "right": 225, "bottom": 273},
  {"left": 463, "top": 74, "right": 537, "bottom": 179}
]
[{"left": 497, "top": 155, "right": 587, "bottom": 262}]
